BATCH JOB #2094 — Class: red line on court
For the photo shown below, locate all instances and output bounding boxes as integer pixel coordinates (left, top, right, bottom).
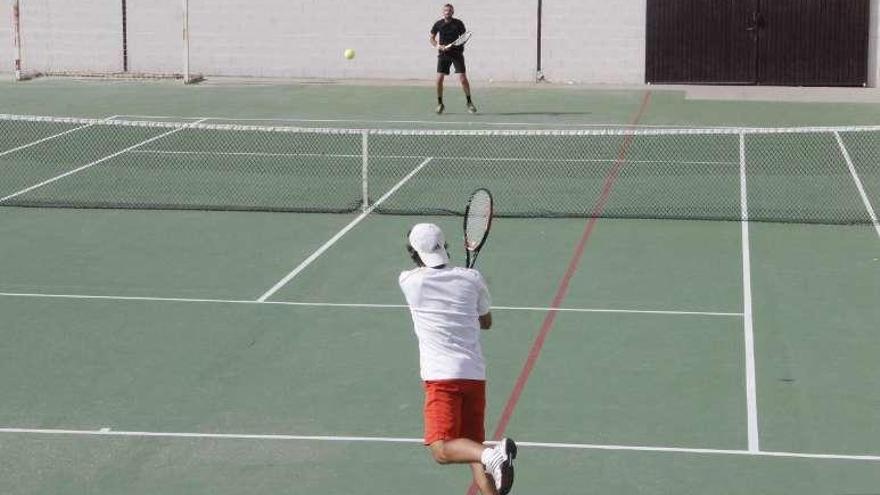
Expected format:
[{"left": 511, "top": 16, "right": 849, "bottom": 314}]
[{"left": 466, "top": 90, "right": 652, "bottom": 495}]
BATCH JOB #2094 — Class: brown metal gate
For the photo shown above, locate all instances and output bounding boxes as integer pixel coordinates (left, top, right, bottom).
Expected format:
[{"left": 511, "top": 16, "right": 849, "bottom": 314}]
[
  {"left": 646, "top": 0, "right": 758, "bottom": 84},
  {"left": 646, "top": 0, "right": 869, "bottom": 86},
  {"left": 758, "top": 0, "right": 869, "bottom": 86}
]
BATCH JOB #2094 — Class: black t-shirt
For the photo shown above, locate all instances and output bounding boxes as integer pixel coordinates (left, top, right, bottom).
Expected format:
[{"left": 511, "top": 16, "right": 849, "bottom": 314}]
[{"left": 431, "top": 18, "right": 466, "bottom": 53}]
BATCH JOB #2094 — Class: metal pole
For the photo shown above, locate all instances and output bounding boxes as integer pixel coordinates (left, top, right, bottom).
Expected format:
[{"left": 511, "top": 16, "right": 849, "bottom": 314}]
[
  {"left": 122, "top": 0, "right": 128, "bottom": 72},
  {"left": 183, "top": 0, "right": 190, "bottom": 83},
  {"left": 536, "top": 0, "right": 544, "bottom": 81},
  {"left": 12, "top": 0, "right": 23, "bottom": 80}
]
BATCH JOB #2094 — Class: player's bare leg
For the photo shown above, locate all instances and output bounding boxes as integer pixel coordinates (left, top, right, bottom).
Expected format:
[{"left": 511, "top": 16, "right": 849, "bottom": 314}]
[
  {"left": 429, "top": 439, "right": 513, "bottom": 494},
  {"left": 436, "top": 73, "right": 446, "bottom": 114},
  {"left": 470, "top": 462, "right": 499, "bottom": 495},
  {"left": 460, "top": 73, "right": 477, "bottom": 113},
  {"left": 430, "top": 440, "right": 496, "bottom": 494},
  {"left": 428, "top": 439, "right": 485, "bottom": 464}
]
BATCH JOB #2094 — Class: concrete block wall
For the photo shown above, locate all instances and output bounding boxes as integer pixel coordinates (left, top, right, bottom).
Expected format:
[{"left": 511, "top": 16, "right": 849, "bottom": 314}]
[
  {"left": 4, "top": 0, "right": 880, "bottom": 86},
  {"left": 440, "top": 1, "right": 535, "bottom": 82},
  {"left": 183, "top": 0, "right": 534, "bottom": 81},
  {"left": 1, "top": 0, "right": 546, "bottom": 82},
  {"left": 1, "top": 1, "right": 11, "bottom": 75},
  {"left": 542, "top": 0, "right": 646, "bottom": 84},
  {"left": 17, "top": 0, "right": 122, "bottom": 74},
  {"left": 127, "top": 1, "right": 184, "bottom": 75},
  {"left": 187, "top": 0, "right": 433, "bottom": 79}
]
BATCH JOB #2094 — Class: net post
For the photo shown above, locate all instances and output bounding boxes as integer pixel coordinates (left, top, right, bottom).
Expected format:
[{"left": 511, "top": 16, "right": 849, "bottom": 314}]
[
  {"left": 182, "top": 0, "right": 191, "bottom": 83},
  {"left": 361, "top": 131, "right": 369, "bottom": 212},
  {"left": 11, "top": 0, "right": 23, "bottom": 81}
]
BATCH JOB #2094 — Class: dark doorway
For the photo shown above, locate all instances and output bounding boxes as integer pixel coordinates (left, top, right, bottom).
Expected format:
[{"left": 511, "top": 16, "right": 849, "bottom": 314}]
[
  {"left": 757, "top": 0, "right": 869, "bottom": 86},
  {"left": 646, "top": 0, "right": 758, "bottom": 84},
  {"left": 646, "top": 0, "right": 869, "bottom": 86}
]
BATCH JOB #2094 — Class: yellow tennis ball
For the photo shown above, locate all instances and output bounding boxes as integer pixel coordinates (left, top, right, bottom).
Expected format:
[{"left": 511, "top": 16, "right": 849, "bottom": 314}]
[{"left": 344, "top": 49, "right": 355, "bottom": 60}]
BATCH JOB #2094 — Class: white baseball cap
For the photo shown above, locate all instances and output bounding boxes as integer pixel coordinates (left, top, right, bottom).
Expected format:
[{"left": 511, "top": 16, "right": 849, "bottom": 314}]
[{"left": 408, "top": 223, "right": 449, "bottom": 268}]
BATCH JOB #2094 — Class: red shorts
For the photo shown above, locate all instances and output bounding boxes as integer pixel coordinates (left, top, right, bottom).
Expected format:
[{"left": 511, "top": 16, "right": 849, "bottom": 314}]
[{"left": 422, "top": 379, "right": 486, "bottom": 445}]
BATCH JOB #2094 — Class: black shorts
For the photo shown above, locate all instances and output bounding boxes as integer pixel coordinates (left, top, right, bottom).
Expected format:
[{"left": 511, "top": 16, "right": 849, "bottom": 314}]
[{"left": 437, "top": 51, "right": 466, "bottom": 75}]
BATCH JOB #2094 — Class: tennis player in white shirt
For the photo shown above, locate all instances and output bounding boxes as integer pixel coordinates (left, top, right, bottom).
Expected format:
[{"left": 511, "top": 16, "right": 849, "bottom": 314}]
[{"left": 399, "top": 223, "right": 516, "bottom": 495}]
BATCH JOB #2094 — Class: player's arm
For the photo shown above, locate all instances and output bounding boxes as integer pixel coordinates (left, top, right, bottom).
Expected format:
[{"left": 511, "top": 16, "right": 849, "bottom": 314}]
[
  {"left": 430, "top": 23, "right": 447, "bottom": 51},
  {"left": 479, "top": 312, "right": 492, "bottom": 330},
  {"left": 431, "top": 32, "right": 452, "bottom": 51},
  {"left": 475, "top": 271, "right": 492, "bottom": 330},
  {"left": 433, "top": 35, "right": 450, "bottom": 51}
]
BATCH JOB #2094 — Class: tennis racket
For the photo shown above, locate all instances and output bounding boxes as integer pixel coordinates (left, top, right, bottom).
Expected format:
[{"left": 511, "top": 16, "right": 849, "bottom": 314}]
[
  {"left": 451, "top": 31, "right": 472, "bottom": 46},
  {"left": 442, "top": 31, "right": 472, "bottom": 50},
  {"left": 463, "top": 188, "right": 493, "bottom": 269}
]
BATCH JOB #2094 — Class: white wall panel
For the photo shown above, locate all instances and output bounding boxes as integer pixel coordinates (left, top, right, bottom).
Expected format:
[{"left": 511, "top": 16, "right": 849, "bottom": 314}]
[
  {"left": 4, "top": 0, "right": 648, "bottom": 83},
  {"left": 10, "top": 0, "right": 879, "bottom": 86},
  {"left": 18, "top": 0, "right": 122, "bottom": 74},
  {"left": 185, "top": 0, "right": 534, "bottom": 81},
  {"left": 1, "top": 1, "right": 12, "bottom": 76},
  {"left": 541, "top": 0, "right": 646, "bottom": 84},
  {"left": 127, "top": 0, "right": 183, "bottom": 74}
]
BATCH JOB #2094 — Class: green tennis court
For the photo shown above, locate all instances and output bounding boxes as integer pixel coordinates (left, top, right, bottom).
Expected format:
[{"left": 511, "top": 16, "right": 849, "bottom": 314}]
[{"left": 1, "top": 81, "right": 878, "bottom": 494}]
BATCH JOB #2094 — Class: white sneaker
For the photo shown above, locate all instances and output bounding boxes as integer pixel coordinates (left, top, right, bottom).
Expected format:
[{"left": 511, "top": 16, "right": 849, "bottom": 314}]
[{"left": 486, "top": 438, "right": 517, "bottom": 495}]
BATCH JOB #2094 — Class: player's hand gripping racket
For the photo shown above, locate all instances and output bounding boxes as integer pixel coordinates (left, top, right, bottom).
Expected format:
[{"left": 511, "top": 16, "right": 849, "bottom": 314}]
[
  {"left": 441, "top": 31, "right": 472, "bottom": 51},
  {"left": 463, "top": 188, "right": 493, "bottom": 269}
]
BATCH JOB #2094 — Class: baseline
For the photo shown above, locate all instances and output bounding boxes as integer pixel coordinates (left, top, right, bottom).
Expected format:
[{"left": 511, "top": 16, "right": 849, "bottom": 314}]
[
  {"left": 0, "top": 427, "right": 877, "bottom": 463},
  {"left": 0, "top": 291, "right": 742, "bottom": 317},
  {"left": 119, "top": 114, "right": 711, "bottom": 129}
]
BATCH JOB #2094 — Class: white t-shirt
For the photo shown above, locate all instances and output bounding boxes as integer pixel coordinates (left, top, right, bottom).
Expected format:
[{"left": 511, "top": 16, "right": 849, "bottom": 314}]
[{"left": 398, "top": 266, "right": 492, "bottom": 381}]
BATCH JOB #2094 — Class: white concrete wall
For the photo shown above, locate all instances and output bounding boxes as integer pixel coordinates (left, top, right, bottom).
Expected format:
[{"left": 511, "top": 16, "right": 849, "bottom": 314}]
[
  {"left": 1, "top": 1, "right": 12, "bottom": 76},
  {"left": 18, "top": 0, "right": 122, "bottom": 74},
  {"left": 450, "top": 0, "right": 535, "bottom": 82},
  {"left": 542, "top": 0, "right": 646, "bottom": 84},
  {"left": 7, "top": 1, "right": 880, "bottom": 86},
  {"left": 127, "top": 1, "right": 184, "bottom": 75},
  {"left": 182, "top": 0, "right": 534, "bottom": 81},
  {"left": 143, "top": 0, "right": 646, "bottom": 83}
]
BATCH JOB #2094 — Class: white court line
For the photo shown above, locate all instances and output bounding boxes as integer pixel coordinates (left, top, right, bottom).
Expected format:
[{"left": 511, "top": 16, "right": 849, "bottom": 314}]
[
  {"left": 834, "top": 131, "right": 880, "bottom": 239},
  {"left": 1, "top": 427, "right": 878, "bottom": 462},
  {"left": 0, "top": 118, "right": 208, "bottom": 204},
  {"left": 121, "top": 114, "right": 720, "bottom": 129},
  {"left": 0, "top": 115, "right": 117, "bottom": 158},
  {"left": 0, "top": 292, "right": 743, "bottom": 316},
  {"left": 739, "top": 133, "right": 760, "bottom": 453},
  {"left": 494, "top": 305, "right": 741, "bottom": 317},
  {"left": 256, "top": 157, "right": 434, "bottom": 302},
  {"left": 130, "top": 149, "right": 736, "bottom": 166}
]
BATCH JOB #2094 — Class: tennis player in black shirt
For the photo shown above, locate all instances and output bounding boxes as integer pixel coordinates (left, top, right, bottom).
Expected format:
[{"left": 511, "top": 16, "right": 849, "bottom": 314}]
[{"left": 430, "top": 4, "right": 476, "bottom": 114}]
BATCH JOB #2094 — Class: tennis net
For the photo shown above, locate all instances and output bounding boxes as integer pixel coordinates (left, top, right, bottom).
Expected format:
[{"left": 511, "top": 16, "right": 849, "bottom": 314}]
[{"left": 1, "top": 114, "right": 878, "bottom": 224}]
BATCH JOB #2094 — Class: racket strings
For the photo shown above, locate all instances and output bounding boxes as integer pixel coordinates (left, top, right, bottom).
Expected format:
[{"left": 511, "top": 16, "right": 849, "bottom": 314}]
[
  {"left": 465, "top": 190, "right": 492, "bottom": 250},
  {"left": 453, "top": 32, "right": 472, "bottom": 46}
]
